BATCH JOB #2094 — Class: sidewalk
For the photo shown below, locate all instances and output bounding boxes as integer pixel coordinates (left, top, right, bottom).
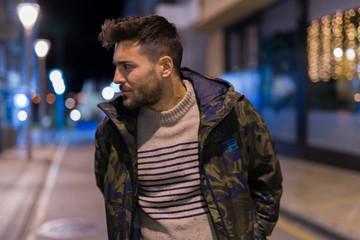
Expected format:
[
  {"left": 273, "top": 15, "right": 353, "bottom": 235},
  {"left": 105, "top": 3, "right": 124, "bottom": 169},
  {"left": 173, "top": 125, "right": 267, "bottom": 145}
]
[
  {"left": 279, "top": 155, "right": 360, "bottom": 240},
  {"left": 0, "top": 144, "right": 57, "bottom": 240}
]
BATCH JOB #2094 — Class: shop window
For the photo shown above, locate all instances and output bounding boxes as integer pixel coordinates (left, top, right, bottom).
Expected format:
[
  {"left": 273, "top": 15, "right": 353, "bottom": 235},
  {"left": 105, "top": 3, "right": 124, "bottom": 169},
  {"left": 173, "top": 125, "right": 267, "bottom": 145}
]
[
  {"left": 261, "top": 32, "right": 297, "bottom": 109},
  {"left": 259, "top": 32, "right": 297, "bottom": 143},
  {"left": 307, "top": 8, "right": 360, "bottom": 111},
  {"left": 225, "top": 19, "right": 298, "bottom": 143}
]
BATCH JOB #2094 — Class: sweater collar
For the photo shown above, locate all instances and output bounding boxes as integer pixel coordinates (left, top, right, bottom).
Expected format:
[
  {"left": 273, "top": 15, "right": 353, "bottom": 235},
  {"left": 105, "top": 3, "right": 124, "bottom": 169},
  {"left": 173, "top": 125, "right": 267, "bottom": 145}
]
[{"left": 138, "top": 80, "right": 196, "bottom": 125}]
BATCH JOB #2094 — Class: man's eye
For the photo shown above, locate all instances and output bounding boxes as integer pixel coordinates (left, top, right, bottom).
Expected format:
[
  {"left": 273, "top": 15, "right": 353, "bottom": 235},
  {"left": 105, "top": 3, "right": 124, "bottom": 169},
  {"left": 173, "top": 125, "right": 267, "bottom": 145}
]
[{"left": 123, "top": 64, "right": 132, "bottom": 70}]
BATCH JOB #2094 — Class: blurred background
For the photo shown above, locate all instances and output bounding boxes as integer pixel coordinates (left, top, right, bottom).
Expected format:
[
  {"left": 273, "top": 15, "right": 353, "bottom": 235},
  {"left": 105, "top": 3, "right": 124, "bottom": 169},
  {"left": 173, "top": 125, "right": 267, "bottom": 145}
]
[{"left": 0, "top": 0, "right": 360, "bottom": 240}]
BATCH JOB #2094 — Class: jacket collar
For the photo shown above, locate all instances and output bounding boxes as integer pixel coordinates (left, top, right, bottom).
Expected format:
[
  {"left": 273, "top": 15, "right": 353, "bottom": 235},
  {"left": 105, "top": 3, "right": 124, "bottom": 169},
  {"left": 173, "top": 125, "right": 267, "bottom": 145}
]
[
  {"left": 180, "top": 67, "right": 242, "bottom": 119},
  {"left": 98, "top": 97, "right": 138, "bottom": 156},
  {"left": 180, "top": 67, "right": 233, "bottom": 108}
]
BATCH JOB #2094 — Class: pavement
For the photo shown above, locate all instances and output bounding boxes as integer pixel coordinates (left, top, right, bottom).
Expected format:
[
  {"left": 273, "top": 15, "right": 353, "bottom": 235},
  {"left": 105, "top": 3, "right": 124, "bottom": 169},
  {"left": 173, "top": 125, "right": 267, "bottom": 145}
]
[
  {"left": 0, "top": 129, "right": 359, "bottom": 240},
  {"left": 278, "top": 155, "right": 360, "bottom": 240}
]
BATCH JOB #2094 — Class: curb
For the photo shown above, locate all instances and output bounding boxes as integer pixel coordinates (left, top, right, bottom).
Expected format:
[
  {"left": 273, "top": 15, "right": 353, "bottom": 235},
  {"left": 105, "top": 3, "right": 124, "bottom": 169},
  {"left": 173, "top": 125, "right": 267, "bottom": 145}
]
[{"left": 280, "top": 206, "right": 359, "bottom": 240}]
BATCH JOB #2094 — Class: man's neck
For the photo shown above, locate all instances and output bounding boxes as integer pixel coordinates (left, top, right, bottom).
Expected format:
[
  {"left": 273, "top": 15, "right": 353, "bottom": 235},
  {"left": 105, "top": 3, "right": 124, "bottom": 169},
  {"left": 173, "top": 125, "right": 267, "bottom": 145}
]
[{"left": 149, "top": 75, "right": 186, "bottom": 112}]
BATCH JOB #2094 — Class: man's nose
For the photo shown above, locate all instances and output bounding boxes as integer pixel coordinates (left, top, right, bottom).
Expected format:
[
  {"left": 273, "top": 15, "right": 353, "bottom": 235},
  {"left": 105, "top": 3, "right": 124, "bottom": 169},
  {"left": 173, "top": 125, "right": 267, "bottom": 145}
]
[{"left": 113, "top": 68, "right": 126, "bottom": 84}]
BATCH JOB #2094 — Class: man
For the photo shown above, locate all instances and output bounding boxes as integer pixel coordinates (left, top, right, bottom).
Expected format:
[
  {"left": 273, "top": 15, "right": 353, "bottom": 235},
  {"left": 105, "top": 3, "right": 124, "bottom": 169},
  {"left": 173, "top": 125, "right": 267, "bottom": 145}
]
[{"left": 95, "top": 15, "right": 282, "bottom": 240}]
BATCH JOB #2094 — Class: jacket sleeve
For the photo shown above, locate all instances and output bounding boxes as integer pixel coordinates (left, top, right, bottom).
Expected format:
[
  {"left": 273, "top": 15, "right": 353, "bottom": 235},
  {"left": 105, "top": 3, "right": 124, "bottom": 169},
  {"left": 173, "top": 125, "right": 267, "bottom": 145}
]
[
  {"left": 94, "top": 117, "right": 111, "bottom": 195},
  {"left": 237, "top": 98, "right": 283, "bottom": 238}
]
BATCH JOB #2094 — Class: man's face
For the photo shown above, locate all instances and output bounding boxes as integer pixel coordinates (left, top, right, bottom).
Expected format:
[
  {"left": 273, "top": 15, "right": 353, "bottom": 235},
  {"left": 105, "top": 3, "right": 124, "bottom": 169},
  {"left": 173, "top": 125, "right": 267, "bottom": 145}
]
[{"left": 112, "top": 40, "right": 164, "bottom": 110}]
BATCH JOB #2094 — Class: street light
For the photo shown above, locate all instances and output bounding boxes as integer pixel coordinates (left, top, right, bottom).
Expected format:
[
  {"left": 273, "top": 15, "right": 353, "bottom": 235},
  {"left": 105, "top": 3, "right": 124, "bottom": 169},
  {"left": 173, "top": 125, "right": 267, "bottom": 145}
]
[
  {"left": 35, "top": 39, "right": 51, "bottom": 143},
  {"left": 17, "top": 3, "right": 40, "bottom": 160},
  {"left": 35, "top": 39, "right": 51, "bottom": 58},
  {"left": 17, "top": 3, "right": 40, "bottom": 32}
]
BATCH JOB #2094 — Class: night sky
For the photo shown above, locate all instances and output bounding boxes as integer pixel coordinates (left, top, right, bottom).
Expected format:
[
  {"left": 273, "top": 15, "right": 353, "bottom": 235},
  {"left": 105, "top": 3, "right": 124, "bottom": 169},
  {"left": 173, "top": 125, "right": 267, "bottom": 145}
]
[{"left": 36, "top": 0, "right": 125, "bottom": 93}]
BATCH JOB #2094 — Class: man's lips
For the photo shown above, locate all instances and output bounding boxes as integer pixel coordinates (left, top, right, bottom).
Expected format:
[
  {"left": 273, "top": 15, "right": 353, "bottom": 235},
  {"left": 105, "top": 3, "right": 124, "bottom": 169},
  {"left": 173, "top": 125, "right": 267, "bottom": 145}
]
[{"left": 120, "top": 87, "right": 131, "bottom": 94}]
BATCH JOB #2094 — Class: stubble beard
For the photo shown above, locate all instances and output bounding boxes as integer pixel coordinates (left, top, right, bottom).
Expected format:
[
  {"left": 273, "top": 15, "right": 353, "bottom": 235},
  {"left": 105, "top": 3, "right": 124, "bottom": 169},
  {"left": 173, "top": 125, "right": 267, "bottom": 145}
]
[{"left": 122, "top": 73, "right": 163, "bottom": 110}]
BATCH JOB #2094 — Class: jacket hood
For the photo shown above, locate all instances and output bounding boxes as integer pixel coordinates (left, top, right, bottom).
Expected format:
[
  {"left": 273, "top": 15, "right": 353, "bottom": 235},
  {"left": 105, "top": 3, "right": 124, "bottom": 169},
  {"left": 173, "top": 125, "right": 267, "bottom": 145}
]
[{"left": 180, "top": 67, "right": 238, "bottom": 108}]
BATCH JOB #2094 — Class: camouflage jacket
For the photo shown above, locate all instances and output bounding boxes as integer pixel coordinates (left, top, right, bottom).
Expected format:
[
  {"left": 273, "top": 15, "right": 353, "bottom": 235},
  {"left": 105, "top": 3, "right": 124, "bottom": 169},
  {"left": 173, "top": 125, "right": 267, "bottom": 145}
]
[{"left": 95, "top": 68, "right": 283, "bottom": 240}]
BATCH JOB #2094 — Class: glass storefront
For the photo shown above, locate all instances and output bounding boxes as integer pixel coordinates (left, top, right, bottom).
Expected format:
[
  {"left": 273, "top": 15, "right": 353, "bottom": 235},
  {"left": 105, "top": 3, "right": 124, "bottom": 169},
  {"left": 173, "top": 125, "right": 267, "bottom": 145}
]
[{"left": 223, "top": 0, "right": 360, "bottom": 157}]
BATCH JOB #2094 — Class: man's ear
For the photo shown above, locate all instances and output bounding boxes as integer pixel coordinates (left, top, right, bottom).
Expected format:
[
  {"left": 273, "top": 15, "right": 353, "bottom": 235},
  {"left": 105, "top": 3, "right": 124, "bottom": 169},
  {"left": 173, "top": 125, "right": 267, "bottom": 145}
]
[{"left": 159, "top": 56, "right": 173, "bottom": 78}]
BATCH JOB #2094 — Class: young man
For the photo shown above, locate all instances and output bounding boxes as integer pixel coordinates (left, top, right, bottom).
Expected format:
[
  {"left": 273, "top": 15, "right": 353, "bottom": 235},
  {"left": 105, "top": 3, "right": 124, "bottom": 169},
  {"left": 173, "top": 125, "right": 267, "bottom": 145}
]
[{"left": 95, "top": 15, "right": 282, "bottom": 240}]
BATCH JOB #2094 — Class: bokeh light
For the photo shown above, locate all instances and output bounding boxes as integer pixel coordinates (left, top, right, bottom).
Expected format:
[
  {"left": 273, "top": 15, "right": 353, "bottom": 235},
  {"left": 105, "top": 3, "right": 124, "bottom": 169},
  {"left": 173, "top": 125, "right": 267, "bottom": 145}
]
[
  {"left": 46, "top": 93, "right": 56, "bottom": 104},
  {"left": 102, "top": 86, "right": 115, "bottom": 100},
  {"left": 70, "top": 109, "right": 81, "bottom": 121},
  {"left": 31, "top": 94, "right": 41, "bottom": 104},
  {"left": 65, "top": 97, "right": 76, "bottom": 109},
  {"left": 354, "top": 93, "right": 360, "bottom": 102},
  {"left": 18, "top": 110, "right": 28, "bottom": 121},
  {"left": 14, "top": 93, "right": 29, "bottom": 108}
]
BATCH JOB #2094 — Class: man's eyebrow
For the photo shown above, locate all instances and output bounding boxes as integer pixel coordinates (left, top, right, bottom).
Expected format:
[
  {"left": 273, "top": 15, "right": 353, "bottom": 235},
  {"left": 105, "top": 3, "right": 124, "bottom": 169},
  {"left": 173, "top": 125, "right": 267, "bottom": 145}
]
[{"left": 112, "top": 60, "right": 133, "bottom": 66}]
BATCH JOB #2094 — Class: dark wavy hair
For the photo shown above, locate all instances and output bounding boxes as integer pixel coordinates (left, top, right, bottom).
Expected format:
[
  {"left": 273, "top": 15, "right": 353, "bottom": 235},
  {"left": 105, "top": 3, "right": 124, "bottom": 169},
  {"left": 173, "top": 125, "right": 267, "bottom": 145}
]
[{"left": 99, "top": 15, "right": 183, "bottom": 74}]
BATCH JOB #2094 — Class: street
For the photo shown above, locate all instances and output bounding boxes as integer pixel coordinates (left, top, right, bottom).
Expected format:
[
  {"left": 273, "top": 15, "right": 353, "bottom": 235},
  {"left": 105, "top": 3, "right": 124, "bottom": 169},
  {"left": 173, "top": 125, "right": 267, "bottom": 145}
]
[{"left": 0, "top": 129, "right": 359, "bottom": 240}]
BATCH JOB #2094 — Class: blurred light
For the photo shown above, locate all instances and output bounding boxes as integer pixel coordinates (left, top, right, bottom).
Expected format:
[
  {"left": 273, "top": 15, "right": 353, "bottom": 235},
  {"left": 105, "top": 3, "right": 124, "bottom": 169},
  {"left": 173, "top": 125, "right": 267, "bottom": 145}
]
[
  {"left": 31, "top": 94, "right": 41, "bottom": 104},
  {"left": 8, "top": 71, "right": 21, "bottom": 88},
  {"left": 41, "top": 115, "right": 51, "bottom": 128},
  {"left": 16, "top": 3, "right": 40, "bottom": 30},
  {"left": 110, "top": 82, "right": 121, "bottom": 93},
  {"left": 46, "top": 93, "right": 56, "bottom": 104},
  {"left": 49, "top": 69, "right": 63, "bottom": 83},
  {"left": 355, "top": 93, "right": 360, "bottom": 102},
  {"left": 14, "top": 93, "right": 29, "bottom": 108},
  {"left": 74, "top": 93, "right": 84, "bottom": 104},
  {"left": 102, "top": 86, "right": 115, "bottom": 100},
  {"left": 334, "top": 48, "right": 343, "bottom": 58},
  {"left": 53, "top": 81, "right": 66, "bottom": 95},
  {"left": 34, "top": 39, "right": 51, "bottom": 58},
  {"left": 18, "top": 110, "right": 28, "bottom": 121},
  {"left": 345, "top": 48, "right": 356, "bottom": 60},
  {"left": 49, "top": 69, "right": 66, "bottom": 95},
  {"left": 70, "top": 109, "right": 81, "bottom": 121},
  {"left": 356, "top": 64, "right": 360, "bottom": 73},
  {"left": 65, "top": 98, "right": 76, "bottom": 109}
]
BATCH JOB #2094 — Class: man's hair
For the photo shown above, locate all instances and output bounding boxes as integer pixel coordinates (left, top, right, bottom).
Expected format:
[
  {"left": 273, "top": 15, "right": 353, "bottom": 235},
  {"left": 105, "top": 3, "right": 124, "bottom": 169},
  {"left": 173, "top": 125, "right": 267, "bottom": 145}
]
[{"left": 99, "top": 15, "right": 183, "bottom": 74}]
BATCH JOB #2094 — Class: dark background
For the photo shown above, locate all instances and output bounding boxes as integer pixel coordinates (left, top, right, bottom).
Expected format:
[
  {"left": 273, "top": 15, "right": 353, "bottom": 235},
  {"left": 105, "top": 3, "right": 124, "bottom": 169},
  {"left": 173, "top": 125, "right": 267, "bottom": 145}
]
[{"left": 37, "top": 0, "right": 126, "bottom": 93}]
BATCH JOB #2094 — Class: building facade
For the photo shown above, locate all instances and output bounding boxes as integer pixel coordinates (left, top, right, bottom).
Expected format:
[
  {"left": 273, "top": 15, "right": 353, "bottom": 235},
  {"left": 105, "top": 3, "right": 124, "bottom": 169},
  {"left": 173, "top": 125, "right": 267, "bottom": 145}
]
[{"left": 187, "top": 0, "right": 360, "bottom": 170}]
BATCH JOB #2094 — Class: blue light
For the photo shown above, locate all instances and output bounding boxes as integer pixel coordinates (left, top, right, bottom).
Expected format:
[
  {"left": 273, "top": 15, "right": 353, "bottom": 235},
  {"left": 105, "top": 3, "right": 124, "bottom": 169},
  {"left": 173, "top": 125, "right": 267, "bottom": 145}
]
[{"left": 13, "top": 93, "right": 30, "bottom": 108}]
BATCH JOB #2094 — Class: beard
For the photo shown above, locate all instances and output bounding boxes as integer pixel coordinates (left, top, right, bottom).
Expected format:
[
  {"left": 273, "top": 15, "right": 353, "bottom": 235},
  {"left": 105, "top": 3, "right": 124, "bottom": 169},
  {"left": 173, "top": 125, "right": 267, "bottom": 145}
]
[{"left": 122, "top": 71, "right": 163, "bottom": 110}]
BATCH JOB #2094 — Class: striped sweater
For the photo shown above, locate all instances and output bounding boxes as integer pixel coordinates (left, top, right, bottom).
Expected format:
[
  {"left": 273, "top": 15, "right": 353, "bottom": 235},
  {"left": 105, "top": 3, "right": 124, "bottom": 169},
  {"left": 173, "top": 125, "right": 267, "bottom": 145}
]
[{"left": 137, "top": 80, "right": 217, "bottom": 240}]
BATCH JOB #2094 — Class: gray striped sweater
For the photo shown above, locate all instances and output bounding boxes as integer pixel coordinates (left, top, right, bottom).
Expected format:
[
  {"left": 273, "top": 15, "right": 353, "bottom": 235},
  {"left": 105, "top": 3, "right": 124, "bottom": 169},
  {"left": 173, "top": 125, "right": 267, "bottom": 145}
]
[{"left": 137, "top": 80, "right": 217, "bottom": 240}]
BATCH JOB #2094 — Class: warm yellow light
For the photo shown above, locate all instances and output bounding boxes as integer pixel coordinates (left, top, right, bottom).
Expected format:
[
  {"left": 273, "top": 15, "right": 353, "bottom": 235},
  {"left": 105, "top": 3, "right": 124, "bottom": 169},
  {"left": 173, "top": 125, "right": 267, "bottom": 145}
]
[
  {"left": 46, "top": 93, "right": 56, "bottom": 104},
  {"left": 334, "top": 48, "right": 343, "bottom": 58},
  {"left": 345, "top": 48, "right": 356, "bottom": 60},
  {"left": 308, "top": 8, "right": 360, "bottom": 82}
]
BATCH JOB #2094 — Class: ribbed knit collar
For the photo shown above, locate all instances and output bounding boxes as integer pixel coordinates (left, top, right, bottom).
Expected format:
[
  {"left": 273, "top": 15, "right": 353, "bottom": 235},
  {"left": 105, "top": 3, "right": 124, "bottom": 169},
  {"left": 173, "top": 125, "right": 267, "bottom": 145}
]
[{"left": 138, "top": 80, "right": 196, "bottom": 125}]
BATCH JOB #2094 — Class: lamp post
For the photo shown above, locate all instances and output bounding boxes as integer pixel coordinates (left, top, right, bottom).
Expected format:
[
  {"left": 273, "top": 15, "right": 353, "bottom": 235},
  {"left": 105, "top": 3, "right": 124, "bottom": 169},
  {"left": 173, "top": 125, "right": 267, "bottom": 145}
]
[
  {"left": 17, "top": 3, "right": 40, "bottom": 160},
  {"left": 34, "top": 39, "right": 51, "bottom": 143}
]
